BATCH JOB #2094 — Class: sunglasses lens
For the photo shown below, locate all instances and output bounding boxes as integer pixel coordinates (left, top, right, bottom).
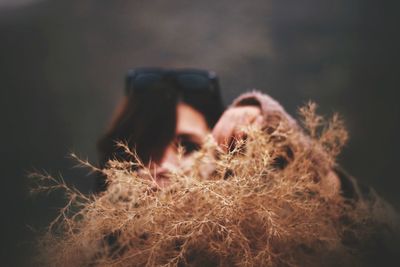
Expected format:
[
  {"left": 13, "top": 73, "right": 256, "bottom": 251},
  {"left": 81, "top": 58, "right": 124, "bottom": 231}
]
[
  {"left": 176, "top": 74, "right": 212, "bottom": 91},
  {"left": 134, "top": 73, "right": 163, "bottom": 90}
]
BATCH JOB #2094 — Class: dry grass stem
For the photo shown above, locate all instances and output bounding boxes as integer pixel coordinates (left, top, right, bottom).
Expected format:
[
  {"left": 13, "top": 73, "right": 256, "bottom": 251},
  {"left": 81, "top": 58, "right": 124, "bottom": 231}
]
[{"left": 32, "top": 103, "right": 395, "bottom": 267}]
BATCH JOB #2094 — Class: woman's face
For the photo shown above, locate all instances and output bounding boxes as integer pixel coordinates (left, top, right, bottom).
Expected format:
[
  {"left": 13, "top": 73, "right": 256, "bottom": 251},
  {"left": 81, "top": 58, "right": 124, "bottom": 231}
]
[{"left": 153, "top": 101, "right": 209, "bottom": 185}]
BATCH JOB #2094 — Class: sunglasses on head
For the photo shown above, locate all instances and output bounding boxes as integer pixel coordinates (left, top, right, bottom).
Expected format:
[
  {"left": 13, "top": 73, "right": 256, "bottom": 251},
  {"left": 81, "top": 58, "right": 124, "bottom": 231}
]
[{"left": 125, "top": 67, "right": 220, "bottom": 96}]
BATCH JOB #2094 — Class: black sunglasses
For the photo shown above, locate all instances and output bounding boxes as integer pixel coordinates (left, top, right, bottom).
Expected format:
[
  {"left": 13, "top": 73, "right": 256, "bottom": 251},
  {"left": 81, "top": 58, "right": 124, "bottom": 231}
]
[{"left": 125, "top": 67, "right": 220, "bottom": 96}]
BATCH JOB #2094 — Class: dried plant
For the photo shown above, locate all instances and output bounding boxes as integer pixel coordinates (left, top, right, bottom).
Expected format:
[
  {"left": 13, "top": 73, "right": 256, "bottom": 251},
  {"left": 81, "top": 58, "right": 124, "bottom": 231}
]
[{"left": 32, "top": 103, "right": 395, "bottom": 267}]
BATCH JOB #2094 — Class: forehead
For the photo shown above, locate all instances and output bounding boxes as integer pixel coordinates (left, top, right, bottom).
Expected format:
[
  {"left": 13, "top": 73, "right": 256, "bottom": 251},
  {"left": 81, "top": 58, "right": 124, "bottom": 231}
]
[{"left": 176, "top": 102, "right": 210, "bottom": 138}]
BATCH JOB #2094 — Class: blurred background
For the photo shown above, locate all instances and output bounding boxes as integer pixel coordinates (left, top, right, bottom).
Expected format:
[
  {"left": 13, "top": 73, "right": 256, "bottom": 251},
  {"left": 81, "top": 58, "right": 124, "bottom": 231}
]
[{"left": 1, "top": 0, "right": 399, "bottom": 265}]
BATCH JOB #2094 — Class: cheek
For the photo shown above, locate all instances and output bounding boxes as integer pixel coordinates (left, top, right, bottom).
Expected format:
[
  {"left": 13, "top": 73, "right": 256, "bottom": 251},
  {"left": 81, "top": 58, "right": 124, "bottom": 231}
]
[
  {"left": 180, "top": 155, "right": 194, "bottom": 167},
  {"left": 181, "top": 152, "right": 216, "bottom": 180}
]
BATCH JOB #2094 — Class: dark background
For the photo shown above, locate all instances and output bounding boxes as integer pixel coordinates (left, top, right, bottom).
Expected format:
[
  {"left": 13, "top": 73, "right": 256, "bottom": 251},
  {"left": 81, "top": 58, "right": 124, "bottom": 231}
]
[{"left": 1, "top": 0, "right": 399, "bottom": 266}]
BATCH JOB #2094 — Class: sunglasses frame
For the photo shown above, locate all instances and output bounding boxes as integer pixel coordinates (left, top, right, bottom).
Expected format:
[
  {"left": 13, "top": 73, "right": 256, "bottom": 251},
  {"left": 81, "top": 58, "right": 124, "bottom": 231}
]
[{"left": 124, "top": 67, "right": 220, "bottom": 96}]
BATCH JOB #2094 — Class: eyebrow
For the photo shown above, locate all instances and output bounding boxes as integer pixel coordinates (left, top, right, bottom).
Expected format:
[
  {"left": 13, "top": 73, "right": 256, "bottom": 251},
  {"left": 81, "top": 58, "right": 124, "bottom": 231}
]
[{"left": 175, "top": 133, "right": 203, "bottom": 144}]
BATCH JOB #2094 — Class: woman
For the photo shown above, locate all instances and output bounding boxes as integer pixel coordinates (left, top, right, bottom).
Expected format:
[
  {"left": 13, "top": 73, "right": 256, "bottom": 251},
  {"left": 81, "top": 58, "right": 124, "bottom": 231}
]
[{"left": 97, "top": 67, "right": 337, "bottom": 191}]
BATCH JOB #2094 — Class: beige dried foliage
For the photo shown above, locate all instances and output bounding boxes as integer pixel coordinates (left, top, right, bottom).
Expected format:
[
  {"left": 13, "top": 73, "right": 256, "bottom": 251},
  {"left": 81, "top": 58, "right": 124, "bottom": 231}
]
[{"left": 32, "top": 103, "right": 381, "bottom": 267}]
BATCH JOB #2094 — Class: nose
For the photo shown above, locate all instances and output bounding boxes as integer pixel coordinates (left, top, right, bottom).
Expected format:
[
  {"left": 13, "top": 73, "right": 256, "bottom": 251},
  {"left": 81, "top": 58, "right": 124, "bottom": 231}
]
[
  {"left": 148, "top": 145, "right": 178, "bottom": 187},
  {"left": 158, "top": 145, "right": 179, "bottom": 172}
]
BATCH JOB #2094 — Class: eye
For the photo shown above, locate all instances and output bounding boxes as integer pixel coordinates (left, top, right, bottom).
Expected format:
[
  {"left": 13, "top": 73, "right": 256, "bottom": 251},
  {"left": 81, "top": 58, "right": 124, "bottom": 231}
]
[
  {"left": 174, "top": 135, "right": 201, "bottom": 156},
  {"left": 179, "top": 140, "right": 201, "bottom": 155}
]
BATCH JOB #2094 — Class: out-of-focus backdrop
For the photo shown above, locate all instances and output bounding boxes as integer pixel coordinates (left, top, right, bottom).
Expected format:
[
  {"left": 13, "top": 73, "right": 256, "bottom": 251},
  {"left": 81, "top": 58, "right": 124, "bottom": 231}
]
[{"left": 1, "top": 0, "right": 399, "bottom": 265}]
